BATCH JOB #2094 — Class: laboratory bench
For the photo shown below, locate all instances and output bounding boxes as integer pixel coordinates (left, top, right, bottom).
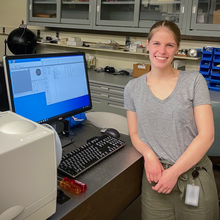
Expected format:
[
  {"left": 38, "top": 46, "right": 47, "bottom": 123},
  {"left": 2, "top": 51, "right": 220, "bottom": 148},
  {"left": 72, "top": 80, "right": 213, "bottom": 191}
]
[{"left": 48, "top": 122, "right": 143, "bottom": 220}]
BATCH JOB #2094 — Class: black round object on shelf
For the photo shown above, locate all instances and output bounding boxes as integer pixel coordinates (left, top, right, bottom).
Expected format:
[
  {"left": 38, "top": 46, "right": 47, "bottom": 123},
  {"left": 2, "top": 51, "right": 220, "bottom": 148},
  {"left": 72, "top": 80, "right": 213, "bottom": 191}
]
[{"left": 7, "top": 27, "right": 37, "bottom": 55}]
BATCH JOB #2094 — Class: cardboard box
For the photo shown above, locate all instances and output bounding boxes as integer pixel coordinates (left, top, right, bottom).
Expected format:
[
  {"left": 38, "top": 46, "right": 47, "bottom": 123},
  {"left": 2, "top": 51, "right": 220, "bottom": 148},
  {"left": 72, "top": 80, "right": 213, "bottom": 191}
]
[
  {"left": 60, "top": 38, "right": 68, "bottom": 45},
  {"left": 133, "top": 63, "right": 151, "bottom": 77},
  {"left": 213, "top": 11, "right": 220, "bottom": 24}
]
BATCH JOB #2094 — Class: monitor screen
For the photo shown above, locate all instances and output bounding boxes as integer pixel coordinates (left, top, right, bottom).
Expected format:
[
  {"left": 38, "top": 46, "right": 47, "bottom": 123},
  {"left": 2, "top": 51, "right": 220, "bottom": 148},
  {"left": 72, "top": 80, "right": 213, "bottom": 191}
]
[{"left": 3, "top": 52, "right": 92, "bottom": 124}]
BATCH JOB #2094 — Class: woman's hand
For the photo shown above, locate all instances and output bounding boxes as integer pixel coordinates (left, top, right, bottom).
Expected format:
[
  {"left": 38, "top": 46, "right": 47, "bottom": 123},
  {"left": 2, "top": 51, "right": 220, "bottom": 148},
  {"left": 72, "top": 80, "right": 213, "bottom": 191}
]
[
  {"left": 152, "top": 167, "right": 179, "bottom": 194},
  {"left": 144, "top": 151, "right": 164, "bottom": 184}
]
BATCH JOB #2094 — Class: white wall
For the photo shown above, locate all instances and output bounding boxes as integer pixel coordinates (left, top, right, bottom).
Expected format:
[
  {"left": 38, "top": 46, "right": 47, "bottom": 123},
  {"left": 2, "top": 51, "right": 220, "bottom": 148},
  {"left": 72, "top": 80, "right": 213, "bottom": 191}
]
[{"left": 0, "top": 0, "right": 220, "bottom": 71}]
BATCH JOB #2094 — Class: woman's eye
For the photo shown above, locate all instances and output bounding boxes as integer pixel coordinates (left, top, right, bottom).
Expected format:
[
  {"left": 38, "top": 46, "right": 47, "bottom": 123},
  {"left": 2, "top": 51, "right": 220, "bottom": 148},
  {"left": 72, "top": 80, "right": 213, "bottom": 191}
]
[
  {"left": 153, "top": 42, "right": 159, "bottom": 45},
  {"left": 167, "top": 44, "right": 174, "bottom": 47}
]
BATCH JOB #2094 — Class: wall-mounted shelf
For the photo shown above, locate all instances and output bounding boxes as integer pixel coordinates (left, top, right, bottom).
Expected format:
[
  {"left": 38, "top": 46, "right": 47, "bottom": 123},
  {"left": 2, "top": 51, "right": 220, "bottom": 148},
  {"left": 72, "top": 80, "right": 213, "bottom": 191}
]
[{"left": 37, "top": 41, "right": 201, "bottom": 61}]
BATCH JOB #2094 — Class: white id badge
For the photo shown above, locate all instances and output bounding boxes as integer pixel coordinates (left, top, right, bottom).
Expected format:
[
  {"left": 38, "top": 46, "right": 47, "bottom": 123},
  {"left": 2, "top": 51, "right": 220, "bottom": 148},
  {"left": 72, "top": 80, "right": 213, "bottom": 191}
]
[{"left": 185, "top": 184, "right": 200, "bottom": 206}]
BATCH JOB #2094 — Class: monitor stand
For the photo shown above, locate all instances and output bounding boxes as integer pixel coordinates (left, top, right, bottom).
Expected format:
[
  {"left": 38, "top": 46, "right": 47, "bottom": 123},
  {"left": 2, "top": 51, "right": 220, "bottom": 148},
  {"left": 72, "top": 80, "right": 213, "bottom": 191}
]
[{"left": 55, "top": 119, "right": 69, "bottom": 137}]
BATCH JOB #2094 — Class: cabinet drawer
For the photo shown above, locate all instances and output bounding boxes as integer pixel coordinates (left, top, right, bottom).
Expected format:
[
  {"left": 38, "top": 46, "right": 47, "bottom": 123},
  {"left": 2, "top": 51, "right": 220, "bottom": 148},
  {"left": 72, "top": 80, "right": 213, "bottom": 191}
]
[
  {"left": 91, "top": 91, "right": 124, "bottom": 103},
  {"left": 91, "top": 98, "right": 126, "bottom": 117},
  {"left": 89, "top": 82, "right": 124, "bottom": 96}
]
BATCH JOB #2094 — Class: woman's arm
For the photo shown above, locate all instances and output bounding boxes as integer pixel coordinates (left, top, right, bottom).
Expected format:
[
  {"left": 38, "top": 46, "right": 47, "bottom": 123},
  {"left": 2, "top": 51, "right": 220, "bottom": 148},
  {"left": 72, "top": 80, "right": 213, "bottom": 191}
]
[
  {"left": 171, "top": 104, "right": 214, "bottom": 174},
  {"left": 153, "top": 104, "right": 214, "bottom": 194},
  {"left": 127, "top": 110, "right": 164, "bottom": 183}
]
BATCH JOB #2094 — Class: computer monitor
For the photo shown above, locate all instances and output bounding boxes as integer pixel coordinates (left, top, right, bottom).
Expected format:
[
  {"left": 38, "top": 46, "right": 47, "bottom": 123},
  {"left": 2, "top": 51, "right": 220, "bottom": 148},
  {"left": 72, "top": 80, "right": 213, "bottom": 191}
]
[{"left": 3, "top": 52, "right": 92, "bottom": 124}]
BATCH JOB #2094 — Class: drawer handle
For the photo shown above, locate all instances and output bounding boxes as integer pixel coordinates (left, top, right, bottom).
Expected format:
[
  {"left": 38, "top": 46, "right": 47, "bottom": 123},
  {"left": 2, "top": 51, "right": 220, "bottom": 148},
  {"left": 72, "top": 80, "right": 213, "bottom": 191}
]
[
  {"left": 101, "top": 86, "right": 109, "bottom": 90},
  {"left": 101, "top": 94, "right": 109, "bottom": 97},
  {"left": 181, "top": 5, "right": 184, "bottom": 14},
  {"left": 192, "top": 5, "right": 196, "bottom": 14},
  {"left": 92, "top": 100, "right": 101, "bottom": 104},
  {"left": 109, "top": 96, "right": 123, "bottom": 101},
  {"left": 109, "top": 88, "right": 124, "bottom": 94},
  {"left": 108, "top": 103, "right": 124, "bottom": 109}
]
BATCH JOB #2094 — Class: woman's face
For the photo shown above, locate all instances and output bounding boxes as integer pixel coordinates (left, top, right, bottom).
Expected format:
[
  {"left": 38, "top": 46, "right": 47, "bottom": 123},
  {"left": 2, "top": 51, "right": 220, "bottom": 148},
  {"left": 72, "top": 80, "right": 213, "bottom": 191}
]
[{"left": 146, "top": 27, "right": 180, "bottom": 70}]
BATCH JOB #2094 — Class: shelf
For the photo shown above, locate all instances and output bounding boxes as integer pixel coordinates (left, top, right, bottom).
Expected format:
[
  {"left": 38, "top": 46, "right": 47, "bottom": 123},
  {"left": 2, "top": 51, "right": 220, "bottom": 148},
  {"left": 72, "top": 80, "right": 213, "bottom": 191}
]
[
  {"left": 148, "top": 0, "right": 181, "bottom": 5},
  {"left": 37, "top": 42, "right": 201, "bottom": 60},
  {"left": 62, "top": 1, "right": 90, "bottom": 4},
  {"left": 102, "top": 1, "right": 135, "bottom": 4},
  {"left": 34, "top": 1, "right": 57, "bottom": 4}
]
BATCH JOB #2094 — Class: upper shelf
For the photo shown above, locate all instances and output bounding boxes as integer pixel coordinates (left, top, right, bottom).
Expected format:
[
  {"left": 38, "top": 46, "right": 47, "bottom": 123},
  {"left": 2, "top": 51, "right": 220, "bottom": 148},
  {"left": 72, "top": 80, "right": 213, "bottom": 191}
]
[{"left": 37, "top": 42, "right": 201, "bottom": 60}]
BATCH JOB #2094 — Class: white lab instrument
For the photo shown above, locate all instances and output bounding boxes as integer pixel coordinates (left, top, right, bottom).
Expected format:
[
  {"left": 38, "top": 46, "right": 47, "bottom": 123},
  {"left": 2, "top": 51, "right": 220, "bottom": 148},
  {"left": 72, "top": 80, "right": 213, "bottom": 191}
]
[{"left": 0, "top": 111, "right": 58, "bottom": 220}]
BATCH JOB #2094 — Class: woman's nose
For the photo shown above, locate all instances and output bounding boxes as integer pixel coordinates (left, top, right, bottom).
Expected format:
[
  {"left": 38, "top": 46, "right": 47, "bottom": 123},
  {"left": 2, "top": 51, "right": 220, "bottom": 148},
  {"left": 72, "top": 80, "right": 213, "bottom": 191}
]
[{"left": 159, "top": 45, "right": 166, "bottom": 54}]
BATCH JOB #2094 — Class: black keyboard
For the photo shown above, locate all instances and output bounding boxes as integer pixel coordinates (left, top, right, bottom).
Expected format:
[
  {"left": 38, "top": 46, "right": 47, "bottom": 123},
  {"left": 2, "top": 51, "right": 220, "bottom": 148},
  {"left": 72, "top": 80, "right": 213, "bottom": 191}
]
[{"left": 57, "top": 135, "right": 126, "bottom": 178}]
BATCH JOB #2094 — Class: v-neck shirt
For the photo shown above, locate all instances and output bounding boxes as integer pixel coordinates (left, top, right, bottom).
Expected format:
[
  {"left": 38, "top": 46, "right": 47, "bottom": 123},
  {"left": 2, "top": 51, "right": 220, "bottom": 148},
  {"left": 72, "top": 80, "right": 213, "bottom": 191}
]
[{"left": 124, "top": 71, "right": 211, "bottom": 162}]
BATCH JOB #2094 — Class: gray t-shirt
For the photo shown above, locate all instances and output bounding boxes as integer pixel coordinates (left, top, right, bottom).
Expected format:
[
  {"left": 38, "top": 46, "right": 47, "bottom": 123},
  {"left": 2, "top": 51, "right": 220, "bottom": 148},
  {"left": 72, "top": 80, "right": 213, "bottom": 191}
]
[{"left": 124, "top": 71, "right": 211, "bottom": 162}]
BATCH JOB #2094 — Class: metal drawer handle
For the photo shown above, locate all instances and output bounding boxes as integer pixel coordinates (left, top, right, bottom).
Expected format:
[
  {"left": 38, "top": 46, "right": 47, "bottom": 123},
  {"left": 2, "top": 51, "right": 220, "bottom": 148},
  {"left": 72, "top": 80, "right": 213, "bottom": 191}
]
[
  {"left": 192, "top": 5, "right": 196, "bottom": 14},
  {"left": 101, "top": 86, "right": 108, "bottom": 90}
]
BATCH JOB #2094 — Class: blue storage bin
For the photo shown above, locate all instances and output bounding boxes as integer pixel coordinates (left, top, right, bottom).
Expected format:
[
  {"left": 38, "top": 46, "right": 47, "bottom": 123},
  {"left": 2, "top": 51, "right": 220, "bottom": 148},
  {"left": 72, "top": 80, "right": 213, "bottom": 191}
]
[
  {"left": 208, "top": 83, "right": 220, "bottom": 92},
  {"left": 199, "top": 67, "right": 210, "bottom": 76},
  {"left": 200, "top": 60, "right": 211, "bottom": 68},
  {"left": 203, "top": 46, "right": 214, "bottom": 54},
  {"left": 214, "top": 48, "right": 220, "bottom": 55},
  {"left": 202, "top": 74, "right": 210, "bottom": 82},
  {"left": 212, "top": 62, "right": 220, "bottom": 70},
  {"left": 210, "top": 69, "right": 220, "bottom": 77},
  {"left": 213, "top": 55, "right": 220, "bottom": 62},
  {"left": 202, "top": 53, "right": 213, "bottom": 61},
  {"left": 210, "top": 76, "right": 220, "bottom": 83}
]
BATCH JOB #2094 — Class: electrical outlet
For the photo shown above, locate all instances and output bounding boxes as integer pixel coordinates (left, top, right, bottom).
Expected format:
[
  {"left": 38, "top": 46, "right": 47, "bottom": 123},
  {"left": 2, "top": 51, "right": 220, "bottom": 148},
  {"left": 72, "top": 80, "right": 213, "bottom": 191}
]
[
  {"left": 56, "top": 31, "right": 59, "bottom": 39},
  {"left": 3, "top": 27, "right": 5, "bottom": 34}
]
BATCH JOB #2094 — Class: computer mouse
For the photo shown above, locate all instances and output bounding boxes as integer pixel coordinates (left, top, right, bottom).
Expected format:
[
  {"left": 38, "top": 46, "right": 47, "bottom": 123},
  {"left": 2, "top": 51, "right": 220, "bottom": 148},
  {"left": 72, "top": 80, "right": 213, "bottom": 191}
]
[{"left": 102, "top": 128, "right": 120, "bottom": 139}]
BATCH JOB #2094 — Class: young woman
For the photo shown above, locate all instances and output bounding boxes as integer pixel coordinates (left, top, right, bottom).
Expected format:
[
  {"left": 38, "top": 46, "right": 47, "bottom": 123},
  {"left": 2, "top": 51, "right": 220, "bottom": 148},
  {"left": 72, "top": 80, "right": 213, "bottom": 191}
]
[{"left": 124, "top": 20, "right": 219, "bottom": 220}]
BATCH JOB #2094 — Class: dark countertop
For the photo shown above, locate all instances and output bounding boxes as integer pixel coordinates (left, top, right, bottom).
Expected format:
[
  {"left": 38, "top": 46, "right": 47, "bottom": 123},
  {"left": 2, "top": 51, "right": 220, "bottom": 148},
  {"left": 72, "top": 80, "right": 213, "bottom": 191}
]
[{"left": 48, "top": 123, "right": 143, "bottom": 220}]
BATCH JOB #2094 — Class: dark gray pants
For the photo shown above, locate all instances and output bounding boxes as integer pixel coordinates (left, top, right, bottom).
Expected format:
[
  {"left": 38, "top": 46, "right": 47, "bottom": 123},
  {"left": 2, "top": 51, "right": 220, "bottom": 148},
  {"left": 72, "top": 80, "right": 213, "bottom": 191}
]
[{"left": 141, "top": 155, "right": 219, "bottom": 220}]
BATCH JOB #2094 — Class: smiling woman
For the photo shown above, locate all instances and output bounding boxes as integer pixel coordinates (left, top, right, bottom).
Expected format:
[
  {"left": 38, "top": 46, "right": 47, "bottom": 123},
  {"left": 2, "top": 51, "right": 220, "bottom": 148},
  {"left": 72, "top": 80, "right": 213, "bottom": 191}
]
[{"left": 124, "top": 20, "right": 219, "bottom": 220}]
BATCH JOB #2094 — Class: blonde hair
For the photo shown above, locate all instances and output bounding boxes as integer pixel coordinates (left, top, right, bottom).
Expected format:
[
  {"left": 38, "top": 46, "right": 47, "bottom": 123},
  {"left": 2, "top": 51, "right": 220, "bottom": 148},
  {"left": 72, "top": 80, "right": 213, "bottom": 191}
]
[{"left": 147, "top": 20, "right": 181, "bottom": 47}]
